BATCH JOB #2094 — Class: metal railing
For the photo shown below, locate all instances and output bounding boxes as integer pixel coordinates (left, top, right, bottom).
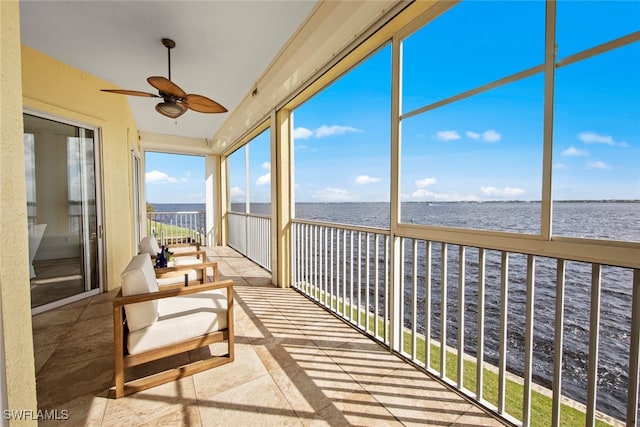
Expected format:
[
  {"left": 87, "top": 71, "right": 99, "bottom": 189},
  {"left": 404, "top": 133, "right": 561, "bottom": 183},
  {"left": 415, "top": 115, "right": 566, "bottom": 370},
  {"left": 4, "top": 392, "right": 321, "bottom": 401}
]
[
  {"left": 147, "top": 211, "right": 205, "bottom": 246},
  {"left": 291, "top": 218, "right": 639, "bottom": 427},
  {"left": 227, "top": 212, "right": 271, "bottom": 271}
]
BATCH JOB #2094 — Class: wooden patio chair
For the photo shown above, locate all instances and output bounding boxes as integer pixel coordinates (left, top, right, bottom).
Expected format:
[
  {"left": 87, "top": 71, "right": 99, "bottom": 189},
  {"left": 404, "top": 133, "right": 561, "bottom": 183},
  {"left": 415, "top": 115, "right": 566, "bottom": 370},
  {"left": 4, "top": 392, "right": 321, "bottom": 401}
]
[
  {"left": 112, "top": 253, "right": 234, "bottom": 398},
  {"left": 138, "top": 235, "right": 217, "bottom": 282}
]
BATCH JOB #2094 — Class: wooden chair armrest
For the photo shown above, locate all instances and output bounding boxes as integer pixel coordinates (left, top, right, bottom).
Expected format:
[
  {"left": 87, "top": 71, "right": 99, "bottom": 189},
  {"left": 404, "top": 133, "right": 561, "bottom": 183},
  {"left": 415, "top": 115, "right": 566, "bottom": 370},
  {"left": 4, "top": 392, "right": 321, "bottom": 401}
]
[
  {"left": 156, "top": 260, "right": 216, "bottom": 272},
  {"left": 172, "top": 250, "right": 207, "bottom": 259},
  {"left": 114, "top": 279, "right": 233, "bottom": 308},
  {"left": 156, "top": 261, "right": 218, "bottom": 283},
  {"left": 167, "top": 242, "right": 201, "bottom": 251}
]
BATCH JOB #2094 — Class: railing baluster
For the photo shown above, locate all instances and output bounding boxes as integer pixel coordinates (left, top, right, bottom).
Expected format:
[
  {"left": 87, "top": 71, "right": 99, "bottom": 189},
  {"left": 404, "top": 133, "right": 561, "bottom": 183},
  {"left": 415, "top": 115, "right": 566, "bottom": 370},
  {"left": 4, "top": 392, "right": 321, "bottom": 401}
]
[
  {"left": 374, "top": 234, "right": 380, "bottom": 338},
  {"left": 627, "top": 269, "right": 640, "bottom": 426},
  {"left": 552, "top": 259, "right": 566, "bottom": 427},
  {"left": 305, "top": 224, "right": 310, "bottom": 293},
  {"left": 399, "top": 238, "right": 405, "bottom": 354},
  {"left": 350, "top": 230, "right": 355, "bottom": 323},
  {"left": 586, "top": 263, "right": 602, "bottom": 426},
  {"left": 342, "top": 229, "right": 347, "bottom": 318},
  {"left": 364, "top": 233, "right": 372, "bottom": 332},
  {"left": 476, "top": 248, "right": 486, "bottom": 401},
  {"left": 335, "top": 229, "right": 340, "bottom": 313},
  {"left": 385, "top": 234, "right": 390, "bottom": 345},
  {"left": 358, "top": 231, "right": 362, "bottom": 328},
  {"left": 329, "top": 228, "right": 334, "bottom": 311},
  {"left": 293, "top": 223, "right": 299, "bottom": 287},
  {"left": 313, "top": 225, "right": 318, "bottom": 299},
  {"left": 523, "top": 255, "right": 536, "bottom": 426},
  {"left": 324, "top": 227, "right": 328, "bottom": 307},
  {"left": 412, "top": 239, "right": 418, "bottom": 360},
  {"left": 425, "top": 241, "right": 432, "bottom": 371},
  {"left": 498, "top": 251, "right": 509, "bottom": 414},
  {"left": 441, "top": 243, "right": 448, "bottom": 380},
  {"left": 458, "top": 245, "right": 466, "bottom": 389}
]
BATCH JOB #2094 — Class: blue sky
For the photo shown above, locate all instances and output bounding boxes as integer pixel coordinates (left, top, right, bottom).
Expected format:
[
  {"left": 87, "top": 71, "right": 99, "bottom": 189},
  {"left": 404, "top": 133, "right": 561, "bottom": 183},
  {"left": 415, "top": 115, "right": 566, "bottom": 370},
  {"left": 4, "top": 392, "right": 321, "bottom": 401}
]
[
  {"left": 145, "top": 152, "right": 205, "bottom": 204},
  {"left": 147, "top": 1, "right": 639, "bottom": 204}
]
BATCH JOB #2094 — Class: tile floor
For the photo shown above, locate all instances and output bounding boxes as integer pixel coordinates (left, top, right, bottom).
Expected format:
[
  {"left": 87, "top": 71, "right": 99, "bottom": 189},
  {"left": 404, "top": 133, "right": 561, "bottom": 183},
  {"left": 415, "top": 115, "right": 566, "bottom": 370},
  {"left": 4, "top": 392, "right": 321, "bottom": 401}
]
[{"left": 32, "top": 246, "right": 506, "bottom": 426}]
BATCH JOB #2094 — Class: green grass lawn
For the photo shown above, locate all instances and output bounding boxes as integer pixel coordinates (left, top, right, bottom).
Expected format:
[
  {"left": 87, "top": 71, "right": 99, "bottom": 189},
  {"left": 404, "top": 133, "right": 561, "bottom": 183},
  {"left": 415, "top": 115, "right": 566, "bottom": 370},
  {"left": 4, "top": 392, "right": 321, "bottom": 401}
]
[
  {"left": 147, "top": 219, "right": 199, "bottom": 241},
  {"left": 302, "top": 284, "right": 613, "bottom": 427}
]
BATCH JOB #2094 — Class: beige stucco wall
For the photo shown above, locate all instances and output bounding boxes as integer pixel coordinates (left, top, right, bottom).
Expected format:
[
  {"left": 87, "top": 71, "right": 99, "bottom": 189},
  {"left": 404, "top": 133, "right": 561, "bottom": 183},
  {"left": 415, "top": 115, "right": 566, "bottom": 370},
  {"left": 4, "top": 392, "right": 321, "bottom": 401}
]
[
  {"left": 1, "top": 3, "right": 139, "bottom": 417},
  {"left": 21, "top": 45, "right": 139, "bottom": 292},
  {"left": 0, "top": 1, "right": 38, "bottom": 423}
]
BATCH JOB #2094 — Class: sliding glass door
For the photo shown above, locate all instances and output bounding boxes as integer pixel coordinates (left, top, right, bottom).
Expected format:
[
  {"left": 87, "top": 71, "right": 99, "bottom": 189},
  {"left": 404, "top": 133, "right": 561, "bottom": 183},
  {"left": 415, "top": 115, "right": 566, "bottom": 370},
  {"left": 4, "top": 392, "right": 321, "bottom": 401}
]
[{"left": 24, "top": 113, "right": 103, "bottom": 311}]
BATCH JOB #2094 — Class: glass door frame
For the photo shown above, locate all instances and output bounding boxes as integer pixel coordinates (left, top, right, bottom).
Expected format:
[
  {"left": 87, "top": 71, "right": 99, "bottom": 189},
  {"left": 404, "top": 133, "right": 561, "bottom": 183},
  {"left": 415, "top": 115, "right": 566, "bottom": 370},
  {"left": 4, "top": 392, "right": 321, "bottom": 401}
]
[{"left": 25, "top": 109, "right": 106, "bottom": 315}]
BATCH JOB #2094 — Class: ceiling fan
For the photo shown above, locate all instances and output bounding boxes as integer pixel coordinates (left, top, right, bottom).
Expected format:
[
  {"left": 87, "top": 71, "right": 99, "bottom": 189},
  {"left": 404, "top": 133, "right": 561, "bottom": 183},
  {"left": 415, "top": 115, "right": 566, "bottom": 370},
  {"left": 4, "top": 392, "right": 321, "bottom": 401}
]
[{"left": 101, "top": 38, "right": 227, "bottom": 119}]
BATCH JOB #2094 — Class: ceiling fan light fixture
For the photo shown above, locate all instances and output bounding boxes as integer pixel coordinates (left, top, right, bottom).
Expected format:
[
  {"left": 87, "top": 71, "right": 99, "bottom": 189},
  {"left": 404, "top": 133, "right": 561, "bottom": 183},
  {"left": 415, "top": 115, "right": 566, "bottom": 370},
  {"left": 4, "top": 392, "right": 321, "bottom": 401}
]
[{"left": 155, "top": 101, "right": 186, "bottom": 118}]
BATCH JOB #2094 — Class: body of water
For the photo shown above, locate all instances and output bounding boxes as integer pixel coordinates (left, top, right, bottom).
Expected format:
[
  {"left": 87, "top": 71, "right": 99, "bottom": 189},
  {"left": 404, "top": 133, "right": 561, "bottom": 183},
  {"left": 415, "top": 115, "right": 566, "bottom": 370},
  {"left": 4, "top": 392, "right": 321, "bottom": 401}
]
[{"left": 155, "top": 201, "right": 639, "bottom": 420}]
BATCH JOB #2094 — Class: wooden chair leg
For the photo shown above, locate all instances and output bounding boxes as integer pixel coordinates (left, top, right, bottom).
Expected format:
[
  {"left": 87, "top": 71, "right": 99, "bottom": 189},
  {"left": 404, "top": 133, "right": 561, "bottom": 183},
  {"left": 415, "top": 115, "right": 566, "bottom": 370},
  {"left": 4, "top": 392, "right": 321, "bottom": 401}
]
[{"left": 113, "top": 305, "right": 125, "bottom": 398}]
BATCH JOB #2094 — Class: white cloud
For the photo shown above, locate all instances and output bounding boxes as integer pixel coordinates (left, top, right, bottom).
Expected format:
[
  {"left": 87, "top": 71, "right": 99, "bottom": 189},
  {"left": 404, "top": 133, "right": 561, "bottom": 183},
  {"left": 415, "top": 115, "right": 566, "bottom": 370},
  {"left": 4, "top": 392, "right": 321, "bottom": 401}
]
[
  {"left": 293, "top": 127, "right": 313, "bottom": 139},
  {"left": 553, "top": 163, "right": 568, "bottom": 169},
  {"left": 312, "top": 187, "right": 357, "bottom": 202},
  {"left": 578, "top": 131, "right": 627, "bottom": 147},
  {"left": 355, "top": 175, "right": 380, "bottom": 185},
  {"left": 294, "top": 124, "right": 362, "bottom": 139},
  {"left": 480, "top": 186, "right": 526, "bottom": 197},
  {"left": 410, "top": 189, "right": 478, "bottom": 202},
  {"left": 256, "top": 172, "right": 271, "bottom": 186},
  {"left": 562, "top": 146, "right": 589, "bottom": 156},
  {"left": 436, "top": 130, "right": 461, "bottom": 141},
  {"left": 146, "top": 170, "right": 186, "bottom": 184},
  {"left": 415, "top": 177, "right": 437, "bottom": 188},
  {"left": 587, "top": 161, "right": 611, "bottom": 170},
  {"left": 315, "top": 125, "right": 361, "bottom": 138},
  {"left": 466, "top": 131, "right": 480, "bottom": 140},
  {"left": 229, "top": 186, "right": 245, "bottom": 202},
  {"left": 262, "top": 162, "right": 271, "bottom": 171},
  {"left": 482, "top": 129, "right": 502, "bottom": 143}
]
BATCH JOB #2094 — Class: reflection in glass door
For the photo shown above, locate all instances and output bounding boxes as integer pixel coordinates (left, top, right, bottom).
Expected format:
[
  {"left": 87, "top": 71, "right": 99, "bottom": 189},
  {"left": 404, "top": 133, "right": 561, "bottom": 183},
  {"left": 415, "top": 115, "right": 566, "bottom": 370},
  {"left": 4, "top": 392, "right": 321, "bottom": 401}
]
[{"left": 24, "top": 113, "right": 103, "bottom": 311}]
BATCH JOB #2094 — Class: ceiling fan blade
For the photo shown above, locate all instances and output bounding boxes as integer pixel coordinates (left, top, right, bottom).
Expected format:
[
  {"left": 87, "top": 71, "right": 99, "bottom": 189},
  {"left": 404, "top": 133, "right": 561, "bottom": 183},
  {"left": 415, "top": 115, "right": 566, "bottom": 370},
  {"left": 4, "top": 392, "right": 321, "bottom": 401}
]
[
  {"left": 101, "top": 89, "right": 159, "bottom": 98},
  {"left": 147, "top": 76, "right": 187, "bottom": 98},
  {"left": 185, "top": 94, "right": 228, "bottom": 113}
]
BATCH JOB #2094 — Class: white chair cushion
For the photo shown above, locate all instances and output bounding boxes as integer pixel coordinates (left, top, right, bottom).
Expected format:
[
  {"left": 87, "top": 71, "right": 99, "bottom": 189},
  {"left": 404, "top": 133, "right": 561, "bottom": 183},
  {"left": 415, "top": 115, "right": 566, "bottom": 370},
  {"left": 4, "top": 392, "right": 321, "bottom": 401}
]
[
  {"left": 138, "top": 236, "right": 161, "bottom": 257},
  {"left": 121, "top": 254, "right": 159, "bottom": 332},
  {"left": 127, "top": 289, "right": 228, "bottom": 354}
]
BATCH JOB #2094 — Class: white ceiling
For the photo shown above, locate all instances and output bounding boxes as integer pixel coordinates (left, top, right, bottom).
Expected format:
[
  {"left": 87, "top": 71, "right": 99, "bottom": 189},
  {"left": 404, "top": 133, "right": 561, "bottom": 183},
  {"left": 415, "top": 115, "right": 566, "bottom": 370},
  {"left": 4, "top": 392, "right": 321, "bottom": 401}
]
[{"left": 19, "top": 0, "right": 318, "bottom": 140}]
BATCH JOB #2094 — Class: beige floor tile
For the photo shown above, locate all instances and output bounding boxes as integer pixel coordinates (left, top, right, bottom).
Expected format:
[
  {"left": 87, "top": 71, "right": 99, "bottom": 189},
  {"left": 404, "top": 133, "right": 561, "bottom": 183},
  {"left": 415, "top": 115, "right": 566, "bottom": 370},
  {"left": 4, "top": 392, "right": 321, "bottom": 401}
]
[
  {"left": 197, "top": 374, "right": 301, "bottom": 427},
  {"left": 43, "top": 329, "right": 113, "bottom": 371},
  {"left": 451, "top": 409, "right": 506, "bottom": 427},
  {"left": 137, "top": 405, "right": 201, "bottom": 427},
  {"left": 65, "top": 313, "right": 113, "bottom": 342},
  {"left": 192, "top": 343, "right": 269, "bottom": 399},
  {"left": 79, "top": 300, "right": 114, "bottom": 320},
  {"left": 32, "top": 306, "right": 84, "bottom": 329},
  {"left": 39, "top": 391, "right": 109, "bottom": 427},
  {"left": 268, "top": 355, "right": 335, "bottom": 417},
  {"left": 252, "top": 336, "right": 322, "bottom": 374},
  {"left": 34, "top": 343, "right": 57, "bottom": 374},
  {"left": 320, "top": 389, "right": 403, "bottom": 427},
  {"left": 355, "top": 364, "right": 478, "bottom": 426},
  {"left": 102, "top": 377, "right": 196, "bottom": 427},
  {"left": 36, "top": 354, "right": 113, "bottom": 409}
]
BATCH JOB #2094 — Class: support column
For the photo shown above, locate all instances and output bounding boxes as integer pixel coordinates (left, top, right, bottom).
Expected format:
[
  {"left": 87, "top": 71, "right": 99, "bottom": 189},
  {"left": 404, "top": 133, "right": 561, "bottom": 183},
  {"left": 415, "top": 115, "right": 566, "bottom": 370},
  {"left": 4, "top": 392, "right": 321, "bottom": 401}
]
[
  {"left": 205, "top": 154, "right": 223, "bottom": 247},
  {"left": 389, "top": 32, "right": 402, "bottom": 352},
  {"left": 272, "top": 108, "right": 293, "bottom": 288},
  {"left": 0, "top": 1, "right": 38, "bottom": 421}
]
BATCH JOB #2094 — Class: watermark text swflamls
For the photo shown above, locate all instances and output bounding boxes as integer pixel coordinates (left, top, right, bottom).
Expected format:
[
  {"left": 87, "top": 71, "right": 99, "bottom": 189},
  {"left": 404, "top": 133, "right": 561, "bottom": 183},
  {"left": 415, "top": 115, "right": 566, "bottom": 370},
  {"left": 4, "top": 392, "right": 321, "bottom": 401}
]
[{"left": 3, "top": 409, "right": 69, "bottom": 421}]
